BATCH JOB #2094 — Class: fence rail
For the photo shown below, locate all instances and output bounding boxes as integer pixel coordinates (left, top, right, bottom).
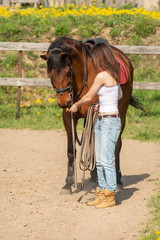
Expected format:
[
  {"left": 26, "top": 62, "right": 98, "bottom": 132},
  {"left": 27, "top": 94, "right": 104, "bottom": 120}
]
[
  {"left": 1, "top": 42, "right": 160, "bottom": 54},
  {"left": 1, "top": 77, "right": 160, "bottom": 90},
  {"left": 1, "top": 0, "right": 159, "bottom": 10}
]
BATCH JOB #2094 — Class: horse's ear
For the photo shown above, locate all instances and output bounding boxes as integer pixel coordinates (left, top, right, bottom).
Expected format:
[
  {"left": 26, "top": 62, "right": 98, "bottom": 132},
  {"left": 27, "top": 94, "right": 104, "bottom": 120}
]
[{"left": 40, "top": 52, "right": 50, "bottom": 61}]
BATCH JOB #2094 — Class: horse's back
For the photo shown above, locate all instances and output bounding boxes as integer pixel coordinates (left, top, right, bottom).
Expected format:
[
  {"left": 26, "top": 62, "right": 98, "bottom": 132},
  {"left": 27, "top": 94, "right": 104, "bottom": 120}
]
[{"left": 84, "top": 37, "right": 133, "bottom": 84}]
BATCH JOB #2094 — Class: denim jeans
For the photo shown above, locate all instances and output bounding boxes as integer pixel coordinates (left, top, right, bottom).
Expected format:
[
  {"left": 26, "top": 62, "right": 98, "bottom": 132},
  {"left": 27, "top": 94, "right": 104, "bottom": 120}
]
[{"left": 94, "top": 117, "right": 121, "bottom": 192}]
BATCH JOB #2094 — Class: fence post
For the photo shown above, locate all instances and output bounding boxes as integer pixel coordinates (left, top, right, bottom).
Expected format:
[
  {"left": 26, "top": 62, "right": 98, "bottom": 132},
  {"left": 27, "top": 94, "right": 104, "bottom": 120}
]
[
  {"left": 16, "top": 50, "right": 23, "bottom": 119},
  {"left": 104, "top": 0, "right": 114, "bottom": 7}
]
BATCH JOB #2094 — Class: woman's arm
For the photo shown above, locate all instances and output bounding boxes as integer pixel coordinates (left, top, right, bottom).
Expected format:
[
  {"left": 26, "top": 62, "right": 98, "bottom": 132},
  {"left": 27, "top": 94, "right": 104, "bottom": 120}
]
[{"left": 70, "top": 73, "right": 104, "bottom": 112}]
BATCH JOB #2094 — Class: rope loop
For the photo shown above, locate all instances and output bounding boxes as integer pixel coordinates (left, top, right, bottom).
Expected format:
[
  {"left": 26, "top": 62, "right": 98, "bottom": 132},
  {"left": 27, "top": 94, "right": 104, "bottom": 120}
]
[{"left": 79, "top": 104, "right": 98, "bottom": 173}]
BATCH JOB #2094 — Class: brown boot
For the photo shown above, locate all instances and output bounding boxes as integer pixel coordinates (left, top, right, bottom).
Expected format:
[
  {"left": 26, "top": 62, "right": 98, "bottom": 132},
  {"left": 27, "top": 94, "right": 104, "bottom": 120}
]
[
  {"left": 95, "top": 189, "right": 116, "bottom": 208},
  {"left": 87, "top": 187, "right": 105, "bottom": 206}
]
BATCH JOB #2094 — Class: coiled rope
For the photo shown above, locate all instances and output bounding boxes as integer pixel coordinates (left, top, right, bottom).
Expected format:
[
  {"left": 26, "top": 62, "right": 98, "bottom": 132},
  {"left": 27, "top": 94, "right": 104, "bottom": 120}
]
[{"left": 79, "top": 104, "right": 98, "bottom": 189}]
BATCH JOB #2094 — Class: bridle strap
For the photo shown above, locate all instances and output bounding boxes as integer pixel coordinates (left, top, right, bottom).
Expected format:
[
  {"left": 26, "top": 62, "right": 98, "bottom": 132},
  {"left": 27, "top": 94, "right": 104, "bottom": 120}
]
[
  {"left": 51, "top": 47, "right": 69, "bottom": 53},
  {"left": 54, "top": 85, "right": 71, "bottom": 94},
  {"left": 51, "top": 54, "right": 74, "bottom": 95},
  {"left": 73, "top": 41, "right": 88, "bottom": 101}
]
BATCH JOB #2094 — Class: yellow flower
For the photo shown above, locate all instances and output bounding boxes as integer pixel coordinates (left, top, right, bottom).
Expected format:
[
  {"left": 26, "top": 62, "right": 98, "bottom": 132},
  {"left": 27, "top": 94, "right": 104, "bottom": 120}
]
[
  {"left": 156, "top": 230, "right": 160, "bottom": 234},
  {"left": 0, "top": 5, "right": 160, "bottom": 20},
  {"left": 48, "top": 98, "right": 55, "bottom": 103},
  {"left": 35, "top": 98, "right": 41, "bottom": 104},
  {"left": 36, "top": 112, "right": 40, "bottom": 115}
]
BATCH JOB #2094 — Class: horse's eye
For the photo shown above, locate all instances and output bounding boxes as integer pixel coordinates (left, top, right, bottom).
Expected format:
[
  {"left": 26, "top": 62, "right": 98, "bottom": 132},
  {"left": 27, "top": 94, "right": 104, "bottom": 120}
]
[{"left": 66, "top": 71, "right": 70, "bottom": 77}]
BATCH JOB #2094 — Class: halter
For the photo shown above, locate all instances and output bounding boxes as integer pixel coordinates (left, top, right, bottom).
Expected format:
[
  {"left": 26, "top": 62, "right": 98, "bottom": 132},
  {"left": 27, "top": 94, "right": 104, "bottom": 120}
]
[
  {"left": 49, "top": 42, "right": 88, "bottom": 105},
  {"left": 52, "top": 56, "right": 74, "bottom": 97}
]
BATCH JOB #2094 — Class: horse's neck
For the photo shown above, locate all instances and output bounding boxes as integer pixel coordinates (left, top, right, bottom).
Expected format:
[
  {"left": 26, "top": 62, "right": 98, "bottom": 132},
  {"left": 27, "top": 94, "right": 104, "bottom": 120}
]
[{"left": 87, "top": 58, "right": 97, "bottom": 88}]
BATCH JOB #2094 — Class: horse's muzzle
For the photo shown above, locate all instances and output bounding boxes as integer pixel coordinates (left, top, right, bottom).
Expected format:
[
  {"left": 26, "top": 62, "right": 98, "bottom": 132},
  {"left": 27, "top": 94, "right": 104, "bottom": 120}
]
[{"left": 58, "top": 101, "right": 71, "bottom": 109}]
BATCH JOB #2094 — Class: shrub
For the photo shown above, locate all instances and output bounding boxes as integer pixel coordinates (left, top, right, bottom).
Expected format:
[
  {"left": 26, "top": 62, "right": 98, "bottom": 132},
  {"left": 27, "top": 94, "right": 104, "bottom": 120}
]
[{"left": 133, "top": 15, "right": 159, "bottom": 37}]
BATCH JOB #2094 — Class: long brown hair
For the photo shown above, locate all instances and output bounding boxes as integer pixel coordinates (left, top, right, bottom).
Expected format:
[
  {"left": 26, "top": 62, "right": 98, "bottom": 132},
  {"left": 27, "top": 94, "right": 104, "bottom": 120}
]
[{"left": 91, "top": 43, "right": 120, "bottom": 83}]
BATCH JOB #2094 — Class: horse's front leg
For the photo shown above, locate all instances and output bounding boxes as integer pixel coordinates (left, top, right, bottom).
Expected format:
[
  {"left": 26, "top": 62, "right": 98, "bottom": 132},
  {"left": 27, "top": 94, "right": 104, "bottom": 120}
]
[
  {"left": 60, "top": 110, "right": 78, "bottom": 194},
  {"left": 115, "top": 134, "right": 123, "bottom": 190}
]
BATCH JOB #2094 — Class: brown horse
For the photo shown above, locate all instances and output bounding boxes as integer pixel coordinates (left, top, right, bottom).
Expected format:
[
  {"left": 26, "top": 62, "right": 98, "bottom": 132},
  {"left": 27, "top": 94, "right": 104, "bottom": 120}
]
[{"left": 41, "top": 36, "right": 142, "bottom": 193}]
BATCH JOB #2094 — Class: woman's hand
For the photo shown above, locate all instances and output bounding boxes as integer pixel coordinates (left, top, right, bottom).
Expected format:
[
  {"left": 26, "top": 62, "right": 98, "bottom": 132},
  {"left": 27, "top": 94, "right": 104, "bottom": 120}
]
[
  {"left": 94, "top": 103, "right": 99, "bottom": 112},
  {"left": 69, "top": 103, "right": 79, "bottom": 113}
]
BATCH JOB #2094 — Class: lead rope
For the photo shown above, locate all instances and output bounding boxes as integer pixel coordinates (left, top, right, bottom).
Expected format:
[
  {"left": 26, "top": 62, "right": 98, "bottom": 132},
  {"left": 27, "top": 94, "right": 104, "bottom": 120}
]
[
  {"left": 79, "top": 104, "right": 98, "bottom": 189},
  {"left": 71, "top": 111, "right": 78, "bottom": 191},
  {"left": 71, "top": 104, "right": 97, "bottom": 192}
]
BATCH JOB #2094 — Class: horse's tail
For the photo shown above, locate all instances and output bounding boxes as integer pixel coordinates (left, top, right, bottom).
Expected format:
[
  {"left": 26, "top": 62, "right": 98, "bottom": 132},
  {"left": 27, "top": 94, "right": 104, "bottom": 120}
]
[{"left": 129, "top": 96, "right": 146, "bottom": 112}]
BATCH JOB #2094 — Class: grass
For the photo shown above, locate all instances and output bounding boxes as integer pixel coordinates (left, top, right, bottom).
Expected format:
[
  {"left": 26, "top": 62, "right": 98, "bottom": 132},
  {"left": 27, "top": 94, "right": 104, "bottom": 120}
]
[
  {"left": 0, "top": 87, "right": 160, "bottom": 142},
  {"left": 0, "top": 8, "right": 159, "bottom": 42},
  {"left": 123, "top": 90, "right": 160, "bottom": 141},
  {"left": 0, "top": 86, "right": 64, "bottom": 129},
  {"left": 0, "top": 99, "right": 63, "bottom": 130},
  {"left": 140, "top": 180, "right": 160, "bottom": 240}
]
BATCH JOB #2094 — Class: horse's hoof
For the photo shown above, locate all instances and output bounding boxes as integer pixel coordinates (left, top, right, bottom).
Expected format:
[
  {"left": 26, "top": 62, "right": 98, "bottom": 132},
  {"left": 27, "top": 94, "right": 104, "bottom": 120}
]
[
  {"left": 116, "top": 184, "right": 124, "bottom": 191},
  {"left": 59, "top": 188, "right": 72, "bottom": 195}
]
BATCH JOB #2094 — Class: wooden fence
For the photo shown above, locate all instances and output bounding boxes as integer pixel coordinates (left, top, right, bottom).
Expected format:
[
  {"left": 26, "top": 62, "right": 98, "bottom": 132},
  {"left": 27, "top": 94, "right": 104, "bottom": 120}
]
[
  {"left": 0, "top": 42, "right": 160, "bottom": 117},
  {"left": 10, "top": 0, "right": 39, "bottom": 8},
  {"left": 1, "top": 0, "right": 159, "bottom": 10},
  {"left": 50, "top": 0, "right": 160, "bottom": 10}
]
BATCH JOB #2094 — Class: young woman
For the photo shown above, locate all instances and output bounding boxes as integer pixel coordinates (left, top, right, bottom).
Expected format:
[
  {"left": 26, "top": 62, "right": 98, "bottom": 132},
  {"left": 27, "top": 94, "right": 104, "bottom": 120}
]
[{"left": 70, "top": 43, "right": 122, "bottom": 208}]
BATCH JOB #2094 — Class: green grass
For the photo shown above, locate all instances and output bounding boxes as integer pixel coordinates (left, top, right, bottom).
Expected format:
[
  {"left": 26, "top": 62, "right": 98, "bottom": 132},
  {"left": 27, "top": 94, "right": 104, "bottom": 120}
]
[
  {"left": 0, "top": 11, "right": 159, "bottom": 42},
  {"left": 123, "top": 90, "right": 160, "bottom": 141},
  {"left": 140, "top": 180, "right": 160, "bottom": 240},
  {"left": 0, "top": 100, "right": 63, "bottom": 130},
  {"left": 0, "top": 87, "right": 159, "bottom": 142}
]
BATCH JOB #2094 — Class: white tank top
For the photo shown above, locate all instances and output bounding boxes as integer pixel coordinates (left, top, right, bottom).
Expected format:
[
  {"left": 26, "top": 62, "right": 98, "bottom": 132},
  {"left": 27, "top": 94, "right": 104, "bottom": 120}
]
[{"left": 98, "top": 85, "right": 119, "bottom": 113}]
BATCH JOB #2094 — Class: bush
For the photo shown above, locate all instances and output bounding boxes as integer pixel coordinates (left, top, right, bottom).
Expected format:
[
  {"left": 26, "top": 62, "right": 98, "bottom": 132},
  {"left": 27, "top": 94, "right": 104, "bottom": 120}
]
[{"left": 134, "top": 15, "right": 159, "bottom": 37}]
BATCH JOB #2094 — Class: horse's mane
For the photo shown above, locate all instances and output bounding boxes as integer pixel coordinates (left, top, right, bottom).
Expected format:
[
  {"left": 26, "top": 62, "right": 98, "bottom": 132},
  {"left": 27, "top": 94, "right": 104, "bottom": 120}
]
[
  {"left": 47, "top": 51, "right": 69, "bottom": 73},
  {"left": 48, "top": 36, "right": 71, "bottom": 54}
]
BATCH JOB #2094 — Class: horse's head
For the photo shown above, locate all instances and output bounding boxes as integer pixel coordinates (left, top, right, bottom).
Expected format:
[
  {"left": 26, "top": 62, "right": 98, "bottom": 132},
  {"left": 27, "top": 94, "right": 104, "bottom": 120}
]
[
  {"left": 41, "top": 40, "right": 74, "bottom": 108},
  {"left": 41, "top": 37, "right": 88, "bottom": 108}
]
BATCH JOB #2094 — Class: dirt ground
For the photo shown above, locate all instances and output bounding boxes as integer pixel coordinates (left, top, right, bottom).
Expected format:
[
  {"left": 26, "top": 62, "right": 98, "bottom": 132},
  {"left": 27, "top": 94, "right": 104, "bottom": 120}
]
[{"left": 0, "top": 129, "right": 159, "bottom": 240}]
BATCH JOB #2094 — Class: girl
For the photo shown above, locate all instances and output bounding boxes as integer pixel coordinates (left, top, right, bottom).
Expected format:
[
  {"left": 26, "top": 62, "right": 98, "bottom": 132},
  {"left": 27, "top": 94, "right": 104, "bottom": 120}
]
[{"left": 70, "top": 43, "right": 122, "bottom": 208}]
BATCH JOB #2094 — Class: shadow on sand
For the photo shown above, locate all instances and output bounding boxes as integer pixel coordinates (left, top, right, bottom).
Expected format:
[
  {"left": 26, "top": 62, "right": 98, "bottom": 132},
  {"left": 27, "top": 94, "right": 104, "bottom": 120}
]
[
  {"left": 77, "top": 173, "right": 150, "bottom": 204},
  {"left": 121, "top": 173, "right": 150, "bottom": 187}
]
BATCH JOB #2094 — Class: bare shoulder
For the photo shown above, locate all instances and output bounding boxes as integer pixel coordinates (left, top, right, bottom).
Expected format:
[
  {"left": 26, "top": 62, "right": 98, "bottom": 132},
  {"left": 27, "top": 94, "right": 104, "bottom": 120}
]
[
  {"left": 96, "top": 71, "right": 116, "bottom": 87},
  {"left": 95, "top": 71, "right": 109, "bottom": 83},
  {"left": 96, "top": 71, "right": 109, "bottom": 79}
]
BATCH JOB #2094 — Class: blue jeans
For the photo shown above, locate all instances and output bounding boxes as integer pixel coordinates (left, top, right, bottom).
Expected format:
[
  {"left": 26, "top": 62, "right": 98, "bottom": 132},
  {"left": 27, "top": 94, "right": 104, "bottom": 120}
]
[{"left": 94, "top": 117, "right": 121, "bottom": 192}]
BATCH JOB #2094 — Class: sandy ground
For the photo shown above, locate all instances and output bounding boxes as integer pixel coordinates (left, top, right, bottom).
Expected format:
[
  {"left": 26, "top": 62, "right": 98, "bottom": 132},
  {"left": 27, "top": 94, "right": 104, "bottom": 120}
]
[{"left": 0, "top": 129, "right": 159, "bottom": 240}]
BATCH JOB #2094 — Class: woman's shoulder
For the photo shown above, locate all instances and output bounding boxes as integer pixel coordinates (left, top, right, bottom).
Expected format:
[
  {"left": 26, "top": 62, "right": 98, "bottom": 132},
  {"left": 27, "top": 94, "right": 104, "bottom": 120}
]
[
  {"left": 96, "top": 71, "right": 116, "bottom": 86},
  {"left": 96, "top": 71, "right": 109, "bottom": 78},
  {"left": 95, "top": 71, "right": 110, "bottom": 82}
]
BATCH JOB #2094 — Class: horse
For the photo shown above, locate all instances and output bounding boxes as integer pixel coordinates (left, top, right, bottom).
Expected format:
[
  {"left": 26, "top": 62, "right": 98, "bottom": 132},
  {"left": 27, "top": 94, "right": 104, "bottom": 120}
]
[{"left": 40, "top": 36, "right": 142, "bottom": 194}]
